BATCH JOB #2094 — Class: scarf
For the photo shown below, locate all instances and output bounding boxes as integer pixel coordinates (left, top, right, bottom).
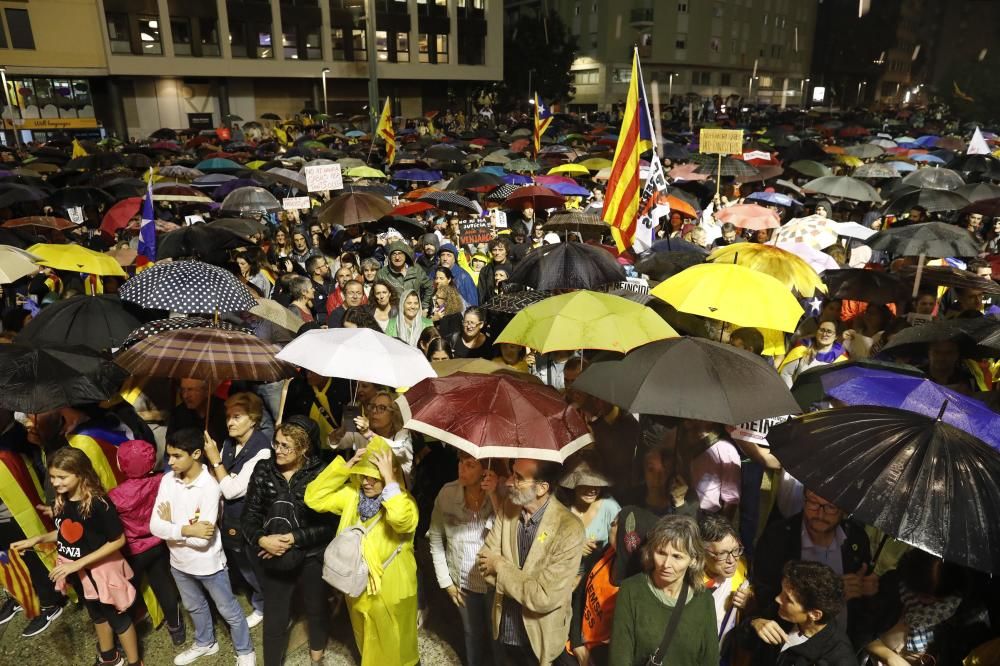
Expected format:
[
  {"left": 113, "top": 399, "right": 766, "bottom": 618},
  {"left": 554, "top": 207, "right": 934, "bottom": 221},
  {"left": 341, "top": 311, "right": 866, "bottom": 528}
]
[
  {"left": 899, "top": 580, "right": 962, "bottom": 653},
  {"left": 357, "top": 490, "right": 385, "bottom": 522}
]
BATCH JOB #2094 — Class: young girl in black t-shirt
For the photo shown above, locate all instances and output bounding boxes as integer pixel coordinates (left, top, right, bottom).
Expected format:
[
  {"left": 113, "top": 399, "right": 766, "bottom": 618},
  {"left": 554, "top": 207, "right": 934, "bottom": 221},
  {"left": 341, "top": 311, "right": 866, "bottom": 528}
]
[{"left": 12, "top": 448, "right": 142, "bottom": 666}]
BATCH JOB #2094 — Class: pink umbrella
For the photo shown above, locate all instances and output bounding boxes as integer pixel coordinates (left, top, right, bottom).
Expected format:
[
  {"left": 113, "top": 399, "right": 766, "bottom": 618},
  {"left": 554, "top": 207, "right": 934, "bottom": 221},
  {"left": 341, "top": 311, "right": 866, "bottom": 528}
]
[
  {"left": 668, "top": 163, "right": 710, "bottom": 182},
  {"left": 534, "top": 175, "right": 577, "bottom": 187},
  {"left": 717, "top": 204, "right": 781, "bottom": 230}
]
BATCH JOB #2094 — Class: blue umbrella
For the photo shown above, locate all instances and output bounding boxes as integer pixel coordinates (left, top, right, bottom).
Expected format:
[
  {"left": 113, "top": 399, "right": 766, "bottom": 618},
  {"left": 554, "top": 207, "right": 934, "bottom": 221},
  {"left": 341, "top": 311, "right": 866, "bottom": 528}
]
[
  {"left": 746, "top": 191, "right": 802, "bottom": 207},
  {"left": 821, "top": 366, "right": 1000, "bottom": 451},
  {"left": 888, "top": 161, "right": 918, "bottom": 172},
  {"left": 502, "top": 173, "right": 533, "bottom": 185},
  {"left": 911, "top": 153, "right": 946, "bottom": 164},
  {"left": 548, "top": 181, "right": 591, "bottom": 196},
  {"left": 479, "top": 166, "right": 507, "bottom": 177},
  {"left": 912, "top": 135, "right": 940, "bottom": 148},
  {"left": 391, "top": 168, "right": 442, "bottom": 182},
  {"left": 345, "top": 130, "right": 366, "bottom": 138}
]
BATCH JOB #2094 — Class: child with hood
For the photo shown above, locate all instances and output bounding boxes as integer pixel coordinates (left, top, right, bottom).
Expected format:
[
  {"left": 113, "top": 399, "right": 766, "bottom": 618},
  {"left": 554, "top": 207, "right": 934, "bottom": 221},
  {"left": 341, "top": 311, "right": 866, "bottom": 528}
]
[{"left": 107, "top": 440, "right": 186, "bottom": 646}]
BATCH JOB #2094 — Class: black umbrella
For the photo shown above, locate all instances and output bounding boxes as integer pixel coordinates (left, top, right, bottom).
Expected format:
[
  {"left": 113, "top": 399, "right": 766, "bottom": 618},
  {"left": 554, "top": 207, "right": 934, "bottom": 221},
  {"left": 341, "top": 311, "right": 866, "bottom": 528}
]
[
  {"left": 896, "top": 265, "right": 1000, "bottom": 296},
  {"left": 46, "top": 186, "right": 114, "bottom": 209},
  {"left": 416, "top": 191, "right": 479, "bottom": 215},
  {"left": 636, "top": 251, "right": 706, "bottom": 281},
  {"left": 865, "top": 222, "right": 982, "bottom": 258},
  {"left": 821, "top": 268, "right": 911, "bottom": 304},
  {"left": 954, "top": 182, "right": 1000, "bottom": 203},
  {"left": 0, "top": 183, "right": 48, "bottom": 208},
  {"left": 883, "top": 189, "right": 971, "bottom": 216},
  {"left": 64, "top": 153, "right": 126, "bottom": 172},
  {"left": 880, "top": 318, "right": 1000, "bottom": 358},
  {"left": 447, "top": 172, "right": 505, "bottom": 191},
  {"left": 790, "top": 358, "right": 924, "bottom": 410},
  {"left": 660, "top": 142, "right": 691, "bottom": 161},
  {"left": 769, "top": 406, "right": 1000, "bottom": 573},
  {"left": 0, "top": 344, "right": 129, "bottom": 413},
  {"left": 149, "top": 128, "right": 178, "bottom": 140},
  {"left": 118, "top": 259, "right": 257, "bottom": 314},
  {"left": 508, "top": 242, "right": 626, "bottom": 291},
  {"left": 15, "top": 295, "right": 142, "bottom": 350},
  {"left": 207, "top": 217, "right": 266, "bottom": 239},
  {"left": 368, "top": 215, "right": 426, "bottom": 239},
  {"left": 572, "top": 337, "right": 800, "bottom": 425}
]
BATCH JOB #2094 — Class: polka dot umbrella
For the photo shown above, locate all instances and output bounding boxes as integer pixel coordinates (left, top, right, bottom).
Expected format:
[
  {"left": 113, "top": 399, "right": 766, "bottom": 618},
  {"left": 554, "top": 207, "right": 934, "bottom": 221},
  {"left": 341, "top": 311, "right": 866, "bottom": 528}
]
[{"left": 118, "top": 260, "right": 257, "bottom": 314}]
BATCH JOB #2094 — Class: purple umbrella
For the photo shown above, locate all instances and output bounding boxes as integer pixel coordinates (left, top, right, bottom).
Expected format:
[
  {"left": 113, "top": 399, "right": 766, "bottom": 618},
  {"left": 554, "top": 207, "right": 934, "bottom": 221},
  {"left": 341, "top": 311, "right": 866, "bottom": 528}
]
[
  {"left": 211, "top": 178, "right": 260, "bottom": 201},
  {"left": 502, "top": 173, "right": 533, "bottom": 185},
  {"left": 548, "top": 181, "right": 591, "bottom": 196},
  {"left": 391, "top": 169, "right": 442, "bottom": 182}
]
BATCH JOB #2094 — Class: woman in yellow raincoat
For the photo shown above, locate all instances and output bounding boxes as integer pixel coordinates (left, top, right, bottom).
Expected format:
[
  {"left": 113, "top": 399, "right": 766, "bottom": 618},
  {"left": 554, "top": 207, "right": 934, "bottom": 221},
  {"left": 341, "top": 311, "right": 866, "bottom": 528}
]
[{"left": 304, "top": 436, "right": 419, "bottom": 666}]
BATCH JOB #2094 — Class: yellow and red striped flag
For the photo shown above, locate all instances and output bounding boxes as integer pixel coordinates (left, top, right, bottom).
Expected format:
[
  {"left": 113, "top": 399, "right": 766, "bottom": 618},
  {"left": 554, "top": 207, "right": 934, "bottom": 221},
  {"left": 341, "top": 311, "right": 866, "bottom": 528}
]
[
  {"left": 603, "top": 49, "right": 656, "bottom": 252},
  {"left": 376, "top": 97, "right": 396, "bottom": 165},
  {"left": 533, "top": 92, "right": 553, "bottom": 156},
  {"left": 0, "top": 547, "right": 41, "bottom": 618}
]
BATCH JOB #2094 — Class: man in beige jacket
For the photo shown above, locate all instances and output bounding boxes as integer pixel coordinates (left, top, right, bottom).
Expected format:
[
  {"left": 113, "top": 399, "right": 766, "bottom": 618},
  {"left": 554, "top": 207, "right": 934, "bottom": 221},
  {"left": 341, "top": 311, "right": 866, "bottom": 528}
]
[{"left": 477, "top": 458, "right": 586, "bottom": 665}]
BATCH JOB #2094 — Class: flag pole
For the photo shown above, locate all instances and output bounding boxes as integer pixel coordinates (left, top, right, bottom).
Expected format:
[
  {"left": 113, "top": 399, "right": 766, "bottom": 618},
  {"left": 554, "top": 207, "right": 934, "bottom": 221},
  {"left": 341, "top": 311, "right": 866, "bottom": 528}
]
[{"left": 716, "top": 153, "right": 723, "bottom": 199}]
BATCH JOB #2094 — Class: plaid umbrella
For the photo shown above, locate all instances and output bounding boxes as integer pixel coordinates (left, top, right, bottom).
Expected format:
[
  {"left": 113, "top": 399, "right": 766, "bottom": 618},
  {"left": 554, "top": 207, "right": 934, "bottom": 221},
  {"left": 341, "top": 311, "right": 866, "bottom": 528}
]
[
  {"left": 542, "top": 211, "right": 608, "bottom": 239},
  {"left": 771, "top": 215, "right": 839, "bottom": 250},
  {"left": 416, "top": 191, "right": 481, "bottom": 214},
  {"left": 120, "top": 316, "right": 253, "bottom": 351},
  {"left": 119, "top": 260, "right": 258, "bottom": 314},
  {"left": 115, "top": 327, "right": 294, "bottom": 381}
]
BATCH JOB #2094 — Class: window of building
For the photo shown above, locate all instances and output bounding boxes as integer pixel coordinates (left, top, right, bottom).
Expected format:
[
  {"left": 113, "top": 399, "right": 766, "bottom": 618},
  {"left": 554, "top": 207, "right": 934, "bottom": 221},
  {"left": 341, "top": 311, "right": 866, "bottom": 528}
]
[
  {"left": 574, "top": 69, "right": 599, "bottom": 85},
  {"left": 419, "top": 33, "right": 447, "bottom": 63},
  {"left": 258, "top": 30, "right": 273, "bottom": 58},
  {"left": 693, "top": 71, "right": 712, "bottom": 85},
  {"left": 759, "top": 75, "right": 773, "bottom": 88},
  {"left": 5, "top": 9, "right": 34, "bottom": 49},
  {"left": 762, "top": 13, "right": 768, "bottom": 25},
  {"left": 172, "top": 19, "right": 193, "bottom": 56},
  {"left": 675, "top": 34, "right": 686, "bottom": 49},
  {"left": 352, "top": 29, "right": 367, "bottom": 60},
  {"left": 640, "top": 32, "right": 652, "bottom": 46},
  {"left": 283, "top": 27, "right": 298, "bottom": 58},
  {"left": 0, "top": 17, "right": 6, "bottom": 48},
  {"left": 201, "top": 19, "right": 221, "bottom": 56},
  {"left": 332, "top": 27, "right": 346, "bottom": 59},
  {"left": 138, "top": 17, "right": 163, "bottom": 55},
  {"left": 613, "top": 67, "right": 631, "bottom": 83},
  {"left": 677, "top": 2, "right": 688, "bottom": 12},
  {"left": 713, "top": 4, "right": 723, "bottom": 17},
  {"left": 710, "top": 36, "right": 720, "bottom": 52},
  {"left": 720, "top": 72, "right": 731, "bottom": 85},
  {"left": 436, "top": 34, "right": 448, "bottom": 63},
  {"left": 395, "top": 32, "right": 410, "bottom": 62},
  {"left": 376, "top": 30, "right": 389, "bottom": 61},
  {"left": 105, "top": 13, "right": 130, "bottom": 54},
  {"left": 305, "top": 31, "right": 321, "bottom": 59}
]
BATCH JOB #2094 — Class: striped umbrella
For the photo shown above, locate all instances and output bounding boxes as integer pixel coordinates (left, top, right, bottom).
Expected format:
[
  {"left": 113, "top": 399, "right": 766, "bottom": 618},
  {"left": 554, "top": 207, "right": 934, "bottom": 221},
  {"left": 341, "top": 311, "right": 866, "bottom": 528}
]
[
  {"left": 115, "top": 327, "right": 294, "bottom": 381},
  {"left": 119, "top": 316, "right": 253, "bottom": 351}
]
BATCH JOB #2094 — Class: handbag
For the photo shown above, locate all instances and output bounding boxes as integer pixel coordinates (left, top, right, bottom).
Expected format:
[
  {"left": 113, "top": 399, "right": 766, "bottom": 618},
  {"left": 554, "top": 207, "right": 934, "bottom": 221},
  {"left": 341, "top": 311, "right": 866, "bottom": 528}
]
[
  {"left": 258, "top": 499, "right": 305, "bottom": 572},
  {"left": 645, "top": 577, "right": 691, "bottom": 666}
]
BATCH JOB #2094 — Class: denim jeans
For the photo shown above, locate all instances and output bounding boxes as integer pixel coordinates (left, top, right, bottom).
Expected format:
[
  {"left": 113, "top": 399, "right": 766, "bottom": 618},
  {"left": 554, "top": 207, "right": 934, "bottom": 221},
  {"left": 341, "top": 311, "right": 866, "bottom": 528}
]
[
  {"left": 227, "top": 544, "right": 265, "bottom": 613},
  {"left": 459, "top": 589, "right": 502, "bottom": 666},
  {"left": 171, "top": 566, "right": 254, "bottom": 656}
]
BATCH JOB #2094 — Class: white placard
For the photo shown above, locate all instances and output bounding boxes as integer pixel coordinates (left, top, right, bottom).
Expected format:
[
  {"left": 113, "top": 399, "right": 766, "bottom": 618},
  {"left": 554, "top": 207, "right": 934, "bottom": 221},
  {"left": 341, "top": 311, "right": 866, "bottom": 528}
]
[
  {"left": 184, "top": 214, "right": 205, "bottom": 225},
  {"left": 282, "top": 196, "right": 311, "bottom": 210},
  {"left": 490, "top": 208, "right": 508, "bottom": 229},
  {"left": 304, "top": 164, "right": 343, "bottom": 193},
  {"left": 67, "top": 206, "right": 85, "bottom": 224}
]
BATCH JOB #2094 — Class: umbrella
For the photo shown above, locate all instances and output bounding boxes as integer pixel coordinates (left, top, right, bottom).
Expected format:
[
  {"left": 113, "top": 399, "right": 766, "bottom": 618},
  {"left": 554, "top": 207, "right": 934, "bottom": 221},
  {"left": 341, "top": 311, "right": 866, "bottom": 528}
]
[
  {"left": 769, "top": 406, "right": 1000, "bottom": 573},
  {"left": 447, "top": 172, "right": 505, "bottom": 191},
  {"left": 695, "top": 156, "right": 759, "bottom": 178},
  {"left": 28, "top": 243, "right": 127, "bottom": 277},
  {"left": 507, "top": 158, "right": 542, "bottom": 173},
  {"left": 831, "top": 221, "right": 877, "bottom": 241},
  {"left": 770, "top": 215, "right": 839, "bottom": 250},
  {"left": 547, "top": 163, "right": 589, "bottom": 177},
  {"left": 16, "top": 295, "right": 142, "bottom": 350},
  {"left": 481, "top": 290, "right": 554, "bottom": 315},
  {"left": 744, "top": 191, "right": 800, "bottom": 208},
  {"left": 508, "top": 242, "right": 626, "bottom": 291},
  {"left": 821, "top": 268, "right": 911, "bottom": 304},
  {"left": 821, "top": 367, "right": 1000, "bottom": 451},
  {"left": 652, "top": 263, "right": 804, "bottom": 332},
  {"left": 787, "top": 160, "right": 832, "bottom": 178},
  {"left": 0, "top": 344, "right": 129, "bottom": 413},
  {"left": 207, "top": 217, "right": 266, "bottom": 240},
  {"left": 346, "top": 166, "right": 387, "bottom": 179},
  {"left": 0, "top": 245, "right": 40, "bottom": 283},
  {"left": 220, "top": 186, "right": 281, "bottom": 215},
  {"left": 790, "top": 358, "right": 925, "bottom": 410},
  {"left": 392, "top": 168, "right": 443, "bottom": 182},
  {"left": 119, "top": 316, "right": 253, "bottom": 351},
  {"left": 396, "top": 373, "right": 593, "bottom": 462},
  {"left": 865, "top": 222, "right": 982, "bottom": 258},
  {"left": 845, "top": 144, "right": 884, "bottom": 159},
  {"left": 118, "top": 260, "right": 257, "bottom": 314},
  {"left": 159, "top": 166, "right": 204, "bottom": 180},
  {"left": 416, "top": 191, "right": 480, "bottom": 214},
  {"left": 2, "top": 216, "right": 78, "bottom": 232},
  {"left": 879, "top": 318, "right": 1000, "bottom": 358},
  {"left": 715, "top": 204, "right": 781, "bottom": 230},
  {"left": 195, "top": 158, "right": 244, "bottom": 174},
  {"left": 896, "top": 265, "right": 1000, "bottom": 296},
  {"left": 276, "top": 327, "right": 435, "bottom": 388},
  {"left": 367, "top": 215, "right": 426, "bottom": 239},
  {"left": 317, "top": 192, "right": 393, "bottom": 227},
  {"left": 900, "top": 168, "right": 965, "bottom": 191},
  {"left": 542, "top": 211, "right": 608, "bottom": 239},
  {"left": 955, "top": 182, "right": 1000, "bottom": 203},
  {"left": 249, "top": 299, "right": 304, "bottom": 334},
  {"left": 801, "top": 176, "right": 882, "bottom": 202},
  {"left": 496, "top": 291, "right": 677, "bottom": 354},
  {"left": 852, "top": 162, "right": 899, "bottom": 179},
  {"left": 707, "top": 243, "right": 825, "bottom": 296},
  {"left": 573, "top": 337, "right": 800, "bottom": 425},
  {"left": 46, "top": 187, "right": 114, "bottom": 209},
  {"left": 0, "top": 184, "right": 48, "bottom": 208},
  {"left": 263, "top": 167, "right": 307, "bottom": 190},
  {"left": 116, "top": 327, "right": 294, "bottom": 382},
  {"left": 636, "top": 251, "right": 706, "bottom": 280},
  {"left": 883, "top": 188, "right": 971, "bottom": 215}
]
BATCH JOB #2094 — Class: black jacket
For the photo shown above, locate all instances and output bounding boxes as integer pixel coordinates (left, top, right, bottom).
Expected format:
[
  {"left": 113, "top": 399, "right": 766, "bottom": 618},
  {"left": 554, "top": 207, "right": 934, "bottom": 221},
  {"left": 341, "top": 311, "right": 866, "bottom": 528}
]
[
  {"left": 774, "top": 623, "right": 857, "bottom": 666},
  {"left": 241, "top": 455, "right": 336, "bottom": 557}
]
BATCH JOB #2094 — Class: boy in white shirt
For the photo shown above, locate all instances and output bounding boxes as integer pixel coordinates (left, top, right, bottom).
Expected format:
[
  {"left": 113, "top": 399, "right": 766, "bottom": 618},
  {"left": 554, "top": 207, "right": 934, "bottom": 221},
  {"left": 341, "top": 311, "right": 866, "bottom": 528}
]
[{"left": 149, "top": 428, "right": 256, "bottom": 666}]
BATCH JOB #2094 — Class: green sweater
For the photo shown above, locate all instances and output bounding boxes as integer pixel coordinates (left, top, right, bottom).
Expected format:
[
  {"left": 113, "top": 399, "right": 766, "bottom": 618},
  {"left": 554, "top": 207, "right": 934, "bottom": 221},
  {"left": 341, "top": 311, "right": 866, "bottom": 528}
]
[{"left": 609, "top": 574, "right": 720, "bottom": 666}]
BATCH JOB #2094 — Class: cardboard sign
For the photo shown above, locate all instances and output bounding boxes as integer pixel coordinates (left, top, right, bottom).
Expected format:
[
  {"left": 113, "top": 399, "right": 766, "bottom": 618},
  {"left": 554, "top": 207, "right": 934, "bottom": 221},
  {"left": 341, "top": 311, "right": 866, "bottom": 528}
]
[
  {"left": 304, "top": 164, "right": 343, "bottom": 193},
  {"left": 184, "top": 214, "right": 205, "bottom": 226},
  {"left": 282, "top": 196, "right": 311, "bottom": 210},
  {"left": 459, "top": 219, "right": 493, "bottom": 245},
  {"left": 699, "top": 128, "right": 744, "bottom": 155},
  {"left": 66, "top": 206, "right": 85, "bottom": 224},
  {"left": 490, "top": 208, "right": 508, "bottom": 229}
]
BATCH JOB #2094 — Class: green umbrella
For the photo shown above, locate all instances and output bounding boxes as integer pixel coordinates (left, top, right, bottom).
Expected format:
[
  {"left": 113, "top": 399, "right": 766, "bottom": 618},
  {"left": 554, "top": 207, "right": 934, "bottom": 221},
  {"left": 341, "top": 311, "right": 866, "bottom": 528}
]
[
  {"left": 507, "top": 158, "right": 541, "bottom": 172},
  {"left": 788, "top": 160, "right": 832, "bottom": 178}
]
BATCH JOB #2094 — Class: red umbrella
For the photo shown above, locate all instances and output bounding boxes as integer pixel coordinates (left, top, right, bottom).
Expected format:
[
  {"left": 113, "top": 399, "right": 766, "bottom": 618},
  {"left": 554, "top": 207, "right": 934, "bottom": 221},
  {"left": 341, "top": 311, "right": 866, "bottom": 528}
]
[
  {"left": 389, "top": 201, "right": 434, "bottom": 217},
  {"left": 504, "top": 185, "right": 566, "bottom": 211},
  {"left": 397, "top": 372, "right": 593, "bottom": 462},
  {"left": 716, "top": 203, "right": 781, "bottom": 230},
  {"left": 100, "top": 197, "right": 142, "bottom": 237},
  {"left": 3, "top": 216, "right": 78, "bottom": 231}
]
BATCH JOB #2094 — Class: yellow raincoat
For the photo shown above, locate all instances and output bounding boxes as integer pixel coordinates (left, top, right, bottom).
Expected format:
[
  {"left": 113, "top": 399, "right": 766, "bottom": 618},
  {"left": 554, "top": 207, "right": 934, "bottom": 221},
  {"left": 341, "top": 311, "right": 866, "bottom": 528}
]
[{"left": 304, "top": 441, "right": 419, "bottom": 666}]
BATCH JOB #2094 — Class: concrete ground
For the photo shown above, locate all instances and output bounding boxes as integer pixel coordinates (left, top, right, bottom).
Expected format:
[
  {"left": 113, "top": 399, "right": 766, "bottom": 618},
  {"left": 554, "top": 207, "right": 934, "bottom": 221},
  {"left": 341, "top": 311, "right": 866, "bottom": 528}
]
[{"left": 0, "top": 591, "right": 463, "bottom": 665}]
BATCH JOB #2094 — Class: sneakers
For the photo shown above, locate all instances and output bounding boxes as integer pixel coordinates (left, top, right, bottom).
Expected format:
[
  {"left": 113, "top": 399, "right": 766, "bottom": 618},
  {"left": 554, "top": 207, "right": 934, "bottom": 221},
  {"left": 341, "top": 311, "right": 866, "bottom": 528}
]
[
  {"left": 167, "top": 621, "right": 187, "bottom": 647},
  {"left": 0, "top": 598, "right": 23, "bottom": 625},
  {"left": 245, "top": 609, "right": 264, "bottom": 629},
  {"left": 173, "top": 642, "right": 220, "bottom": 665},
  {"left": 93, "top": 652, "right": 125, "bottom": 666},
  {"left": 235, "top": 653, "right": 256, "bottom": 666},
  {"left": 21, "top": 604, "right": 63, "bottom": 637}
]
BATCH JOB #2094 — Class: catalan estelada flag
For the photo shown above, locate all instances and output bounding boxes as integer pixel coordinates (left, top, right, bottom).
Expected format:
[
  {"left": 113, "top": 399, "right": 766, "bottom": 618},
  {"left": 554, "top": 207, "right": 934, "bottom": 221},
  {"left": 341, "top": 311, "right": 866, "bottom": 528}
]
[
  {"left": 603, "top": 48, "right": 656, "bottom": 252},
  {"left": 0, "top": 547, "right": 40, "bottom": 618},
  {"left": 376, "top": 97, "right": 396, "bottom": 165},
  {"left": 533, "top": 92, "right": 553, "bottom": 156}
]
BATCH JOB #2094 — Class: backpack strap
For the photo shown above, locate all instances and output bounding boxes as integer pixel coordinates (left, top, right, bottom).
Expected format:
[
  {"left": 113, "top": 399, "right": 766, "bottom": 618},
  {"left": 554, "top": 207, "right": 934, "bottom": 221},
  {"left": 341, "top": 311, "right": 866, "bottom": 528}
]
[{"left": 359, "top": 510, "right": 404, "bottom": 569}]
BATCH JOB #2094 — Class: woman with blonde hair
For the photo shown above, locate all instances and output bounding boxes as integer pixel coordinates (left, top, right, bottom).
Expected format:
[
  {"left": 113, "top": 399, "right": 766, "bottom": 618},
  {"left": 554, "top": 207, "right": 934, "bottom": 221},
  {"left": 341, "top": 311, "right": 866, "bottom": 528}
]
[
  {"left": 304, "top": 438, "right": 419, "bottom": 666},
  {"left": 609, "top": 515, "right": 719, "bottom": 666},
  {"left": 430, "top": 283, "right": 465, "bottom": 338}
]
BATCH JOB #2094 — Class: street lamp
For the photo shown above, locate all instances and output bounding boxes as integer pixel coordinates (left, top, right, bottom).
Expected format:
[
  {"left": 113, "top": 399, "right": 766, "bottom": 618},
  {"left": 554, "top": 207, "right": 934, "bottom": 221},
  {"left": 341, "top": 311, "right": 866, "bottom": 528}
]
[
  {"left": 347, "top": 0, "right": 380, "bottom": 130},
  {"left": 0, "top": 66, "right": 20, "bottom": 150},
  {"left": 321, "top": 67, "right": 330, "bottom": 116},
  {"left": 668, "top": 72, "right": 675, "bottom": 101}
]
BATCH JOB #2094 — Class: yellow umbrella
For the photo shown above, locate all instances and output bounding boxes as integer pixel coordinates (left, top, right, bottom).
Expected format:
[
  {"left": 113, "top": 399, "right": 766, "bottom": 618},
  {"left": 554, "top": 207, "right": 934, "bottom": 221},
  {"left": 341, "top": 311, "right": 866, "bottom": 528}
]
[
  {"left": 651, "top": 263, "right": 803, "bottom": 332},
  {"left": 579, "top": 157, "right": 612, "bottom": 171},
  {"left": 547, "top": 163, "right": 590, "bottom": 176},
  {"left": 433, "top": 358, "right": 509, "bottom": 376},
  {"left": 346, "top": 165, "right": 388, "bottom": 179},
  {"left": 496, "top": 291, "right": 678, "bottom": 354},
  {"left": 29, "top": 243, "right": 127, "bottom": 278},
  {"left": 834, "top": 154, "right": 863, "bottom": 168},
  {"left": 245, "top": 160, "right": 267, "bottom": 170},
  {"left": 707, "top": 243, "right": 827, "bottom": 297}
]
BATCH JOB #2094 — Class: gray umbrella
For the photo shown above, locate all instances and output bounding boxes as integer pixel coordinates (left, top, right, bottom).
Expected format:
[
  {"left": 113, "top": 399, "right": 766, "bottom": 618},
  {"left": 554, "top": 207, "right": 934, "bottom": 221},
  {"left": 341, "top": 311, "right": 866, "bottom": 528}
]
[
  {"left": 865, "top": 221, "right": 982, "bottom": 258},
  {"left": 853, "top": 162, "right": 899, "bottom": 179},
  {"left": 802, "top": 176, "right": 882, "bottom": 202},
  {"left": 901, "top": 168, "right": 965, "bottom": 191},
  {"left": 845, "top": 144, "right": 884, "bottom": 159},
  {"left": 220, "top": 186, "right": 282, "bottom": 215}
]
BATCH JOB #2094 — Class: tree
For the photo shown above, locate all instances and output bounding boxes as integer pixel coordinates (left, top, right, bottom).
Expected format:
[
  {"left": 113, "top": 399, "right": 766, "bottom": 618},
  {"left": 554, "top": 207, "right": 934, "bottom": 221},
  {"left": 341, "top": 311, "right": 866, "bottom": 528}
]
[{"left": 500, "top": 9, "right": 578, "bottom": 110}]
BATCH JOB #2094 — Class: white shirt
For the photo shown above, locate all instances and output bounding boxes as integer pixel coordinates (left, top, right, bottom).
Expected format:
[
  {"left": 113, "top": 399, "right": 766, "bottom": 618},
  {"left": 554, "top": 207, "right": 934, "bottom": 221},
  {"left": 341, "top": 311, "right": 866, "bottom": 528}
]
[
  {"left": 149, "top": 466, "right": 226, "bottom": 576},
  {"left": 218, "top": 446, "right": 271, "bottom": 501}
]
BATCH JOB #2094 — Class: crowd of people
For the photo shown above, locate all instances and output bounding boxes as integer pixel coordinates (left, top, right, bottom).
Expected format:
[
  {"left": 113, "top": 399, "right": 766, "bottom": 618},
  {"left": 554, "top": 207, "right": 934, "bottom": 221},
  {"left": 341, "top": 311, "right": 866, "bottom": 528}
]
[{"left": 0, "top": 102, "right": 999, "bottom": 666}]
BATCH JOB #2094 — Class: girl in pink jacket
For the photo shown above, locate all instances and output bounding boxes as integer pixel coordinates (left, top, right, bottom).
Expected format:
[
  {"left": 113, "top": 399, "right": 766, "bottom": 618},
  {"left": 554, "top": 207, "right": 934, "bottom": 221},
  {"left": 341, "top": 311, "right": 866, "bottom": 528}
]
[{"left": 108, "top": 440, "right": 185, "bottom": 646}]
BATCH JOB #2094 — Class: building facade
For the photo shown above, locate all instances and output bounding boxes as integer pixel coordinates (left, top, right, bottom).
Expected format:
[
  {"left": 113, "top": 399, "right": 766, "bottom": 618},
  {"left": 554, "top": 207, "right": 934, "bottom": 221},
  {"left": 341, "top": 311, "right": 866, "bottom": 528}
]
[
  {"left": 1, "top": 0, "right": 502, "bottom": 142},
  {"left": 509, "top": 0, "right": 818, "bottom": 112}
]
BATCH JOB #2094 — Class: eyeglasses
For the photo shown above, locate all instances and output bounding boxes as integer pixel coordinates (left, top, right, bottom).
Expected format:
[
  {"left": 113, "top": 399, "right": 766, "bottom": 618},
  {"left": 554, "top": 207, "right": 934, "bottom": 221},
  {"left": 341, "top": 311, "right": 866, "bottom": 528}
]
[
  {"left": 274, "top": 442, "right": 298, "bottom": 453},
  {"left": 706, "top": 546, "right": 744, "bottom": 561},
  {"left": 804, "top": 499, "right": 840, "bottom": 515},
  {"left": 367, "top": 404, "right": 390, "bottom": 414},
  {"left": 816, "top": 328, "right": 837, "bottom": 336}
]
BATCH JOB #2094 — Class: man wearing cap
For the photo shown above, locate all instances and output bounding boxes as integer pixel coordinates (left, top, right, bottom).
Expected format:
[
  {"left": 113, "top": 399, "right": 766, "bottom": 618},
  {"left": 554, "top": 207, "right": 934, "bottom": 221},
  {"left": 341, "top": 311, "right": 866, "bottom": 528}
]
[
  {"left": 438, "top": 243, "right": 479, "bottom": 306},
  {"left": 376, "top": 240, "right": 433, "bottom": 310}
]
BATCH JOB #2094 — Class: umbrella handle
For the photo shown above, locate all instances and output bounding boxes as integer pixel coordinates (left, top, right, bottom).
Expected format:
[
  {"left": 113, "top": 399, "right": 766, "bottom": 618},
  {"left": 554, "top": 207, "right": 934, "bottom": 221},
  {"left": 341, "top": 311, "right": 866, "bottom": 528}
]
[{"left": 872, "top": 533, "right": 889, "bottom": 570}]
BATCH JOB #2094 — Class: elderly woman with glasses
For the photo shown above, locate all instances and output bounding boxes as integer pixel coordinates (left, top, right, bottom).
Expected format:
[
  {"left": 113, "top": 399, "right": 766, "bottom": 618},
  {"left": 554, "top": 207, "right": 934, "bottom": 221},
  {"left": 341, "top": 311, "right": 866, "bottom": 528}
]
[
  {"left": 346, "top": 389, "right": 414, "bottom": 485},
  {"left": 699, "top": 514, "right": 751, "bottom": 657}
]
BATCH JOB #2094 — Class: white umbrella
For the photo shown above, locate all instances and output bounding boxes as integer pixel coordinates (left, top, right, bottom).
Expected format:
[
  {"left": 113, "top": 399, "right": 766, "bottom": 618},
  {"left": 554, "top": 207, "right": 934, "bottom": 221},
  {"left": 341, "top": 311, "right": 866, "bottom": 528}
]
[
  {"left": 0, "top": 245, "right": 40, "bottom": 284},
  {"left": 276, "top": 327, "right": 435, "bottom": 388},
  {"left": 773, "top": 241, "right": 841, "bottom": 273},
  {"left": 832, "top": 221, "right": 877, "bottom": 241}
]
